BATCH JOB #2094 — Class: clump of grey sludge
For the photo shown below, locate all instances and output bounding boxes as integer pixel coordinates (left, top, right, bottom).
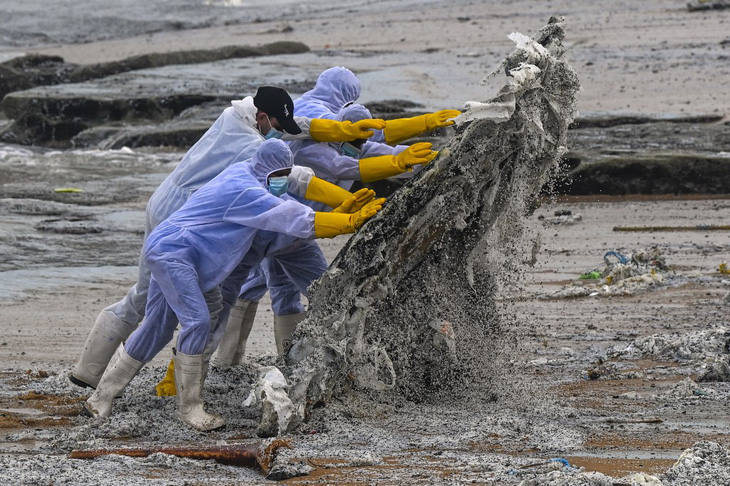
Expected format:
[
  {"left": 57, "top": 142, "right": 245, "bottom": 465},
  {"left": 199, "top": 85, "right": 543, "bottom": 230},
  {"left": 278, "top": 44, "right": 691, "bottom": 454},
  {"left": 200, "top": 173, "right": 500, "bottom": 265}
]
[{"left": 277, "top": 17, "right": 580, "bottom": 435}]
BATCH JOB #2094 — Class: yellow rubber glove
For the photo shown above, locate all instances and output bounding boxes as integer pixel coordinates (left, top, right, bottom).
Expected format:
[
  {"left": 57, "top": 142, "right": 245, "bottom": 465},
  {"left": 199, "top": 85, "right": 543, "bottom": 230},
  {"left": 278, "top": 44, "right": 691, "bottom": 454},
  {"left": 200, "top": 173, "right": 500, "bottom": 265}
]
[
  {"left": 354, "top": 198, "right": 386, "bottom": 228},
  {"left": 383, "top": 115, "right": 427, "bottom": 145},
  {"left": 424, "top": 109, "right": 461, "bottom": 131},
  {"left": 332, "top": 188, "right": 376, "bottom": 213},
  {"left": 309, "top": 118, "right": 387, "bottom": 142},
  {"left": 424, "top": 150, "right": 439, "bottom": 163},
  {"left": 383, "top": 109, "right": 460, "bottom": 145},
  {"left": 155, "top": 359, "right": 176, "bottom": 397},
  {"left": 359, "top": 142, "right": 435, "bottom": 182},
  {"left": 314, "top": 198, "right": 385, "bottom": 238},
  {"left": 304, "top": 176, "right": 357, "bottom": 209}
]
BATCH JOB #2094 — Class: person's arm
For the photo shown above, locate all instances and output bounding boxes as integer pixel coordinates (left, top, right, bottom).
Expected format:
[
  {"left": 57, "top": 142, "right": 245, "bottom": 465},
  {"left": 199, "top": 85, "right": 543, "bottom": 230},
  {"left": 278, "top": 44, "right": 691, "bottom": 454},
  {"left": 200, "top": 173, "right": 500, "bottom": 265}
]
[
  {"left": 314, "top": 198, "right": 385, "bottom": 238},
  {"left": 381, "top": 109, "right": 461, "bottom": 145},
  {"left": 358, "top": 142, "right": 437, "bottom": 182},
  {"left": 225, "top": 183, "right": 382, "bottom": 240},
  {"left": 294, "top": 142, "right": 362, "bottom": 181},
  {"left": 224, "top": 186, "right": 316, "bottom": 239},
  {"left": 283, "top": 117, "right": 387, "bottom": 142}
]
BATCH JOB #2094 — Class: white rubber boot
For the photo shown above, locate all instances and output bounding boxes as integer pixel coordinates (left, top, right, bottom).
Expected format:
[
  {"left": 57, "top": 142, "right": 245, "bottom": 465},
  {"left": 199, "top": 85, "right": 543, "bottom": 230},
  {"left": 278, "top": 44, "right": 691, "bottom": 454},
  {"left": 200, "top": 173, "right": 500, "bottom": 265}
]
[
  {"left": 274, "top": 312, "right": 306, "bottom": 356},
  {"left": 213, "top": 299, "right": 258, "bottom": 367},
  {"left": 71, "top": 308, "right": 136, "bottom": 389},
  {"left": 175, "top": 351, "right": 225, "bottom": 431},
  {"left": 83, "top": 346, "right": 143, "bottom": 418}
]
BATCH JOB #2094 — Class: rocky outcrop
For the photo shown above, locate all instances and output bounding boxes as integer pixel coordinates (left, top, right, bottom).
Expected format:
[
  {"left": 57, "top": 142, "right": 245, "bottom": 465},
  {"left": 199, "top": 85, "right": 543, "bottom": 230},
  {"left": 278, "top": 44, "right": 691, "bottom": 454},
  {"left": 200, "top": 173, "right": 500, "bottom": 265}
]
[
  {"left": 0, "top": 41, "right": 309, "bottom": 147},
  {"left": 0, "top": 55, "right": 73, "bottom": 101},
  {"left": 0, "top": 41, "right": 308, "bottom": 101},
  {"left": 557, "top": 154, "right": 730, "bottom": 195},
  {"left": 555, "top": 115, "right": 730, "bottom": 195}
]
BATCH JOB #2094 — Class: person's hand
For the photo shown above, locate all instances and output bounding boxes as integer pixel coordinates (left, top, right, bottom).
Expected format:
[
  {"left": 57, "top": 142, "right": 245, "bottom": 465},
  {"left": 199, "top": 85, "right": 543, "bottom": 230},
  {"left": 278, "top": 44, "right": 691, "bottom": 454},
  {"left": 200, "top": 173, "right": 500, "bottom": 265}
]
[
  {"left": 425, "top": 109, "right": 461, "bottom": 131},
  {"left": 396, "top": 142, "right": 435, "bottom": 169},
  {"left": 348, "top": 119, "right": 387, "bottom": 138},
  {"left": 351, "top": 197, "right": 386, "bottom": 229},
  {"left": 333, "top": 188, "right": 376, "bottom": 214},
  {"left": 424, "top": 150, "right": 439, "bottom": 163}
]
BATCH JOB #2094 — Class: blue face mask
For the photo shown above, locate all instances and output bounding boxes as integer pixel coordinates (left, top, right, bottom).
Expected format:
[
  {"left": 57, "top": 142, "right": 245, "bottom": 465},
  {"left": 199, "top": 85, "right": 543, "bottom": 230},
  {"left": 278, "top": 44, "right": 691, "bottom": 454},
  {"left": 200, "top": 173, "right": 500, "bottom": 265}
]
[
  {"left": 265, "top": 128, "right": 283, "bottom": 140},
  {"left": 340, "top": 142, "right": 361, "bottom": 158},
  {"left": 267, "top": 175, "right": 289, "bottom": 197}
]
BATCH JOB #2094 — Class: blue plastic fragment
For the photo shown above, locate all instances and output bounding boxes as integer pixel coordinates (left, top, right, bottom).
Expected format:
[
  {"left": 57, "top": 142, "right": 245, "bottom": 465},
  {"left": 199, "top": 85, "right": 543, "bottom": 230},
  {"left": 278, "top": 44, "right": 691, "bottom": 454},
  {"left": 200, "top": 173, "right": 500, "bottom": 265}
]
[
  {"left": 549, "top": 458, "right": 571, "bottom": 468},
  {"left": 604, "top": 251, "right": 629, "bottom": 265}
]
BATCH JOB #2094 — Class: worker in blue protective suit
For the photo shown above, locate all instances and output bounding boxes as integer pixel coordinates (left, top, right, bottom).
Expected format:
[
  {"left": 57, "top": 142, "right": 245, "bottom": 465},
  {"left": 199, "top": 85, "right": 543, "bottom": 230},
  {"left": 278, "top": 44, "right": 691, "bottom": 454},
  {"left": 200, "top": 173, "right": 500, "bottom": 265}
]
[
  {"left": 293, "top": 66, "right": 362, "bottom": 121},
  {"left": 83, "top": 139, "right": 384, "bottom": 431},
  {"left": 212, "top": 99, "right": 458, "bottom": 366},
  {"left": 71, "top": 85, "right": 386, "bottom": 391},
  {"left": 294, "top": 66, "right": 460, "bottom": 146}
]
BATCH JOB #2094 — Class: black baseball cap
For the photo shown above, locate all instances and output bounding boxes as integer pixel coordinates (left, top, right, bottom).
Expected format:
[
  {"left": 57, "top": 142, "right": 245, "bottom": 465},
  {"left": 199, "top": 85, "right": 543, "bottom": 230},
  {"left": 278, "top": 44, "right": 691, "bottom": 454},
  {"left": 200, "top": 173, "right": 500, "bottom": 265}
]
[{"left": 253, "top": 86, "right": 302, "bottom": 135}]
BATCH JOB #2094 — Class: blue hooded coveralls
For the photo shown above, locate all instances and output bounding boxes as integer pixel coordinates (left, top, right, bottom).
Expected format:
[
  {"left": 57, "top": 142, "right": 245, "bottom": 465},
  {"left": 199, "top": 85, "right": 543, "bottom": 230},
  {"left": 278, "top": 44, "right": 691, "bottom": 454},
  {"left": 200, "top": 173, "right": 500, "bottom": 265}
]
[
  {"left": 124, "top": 140, "right": 316, "bottom": 363},
  {"left": 103, "top": 96, "right": 317, "bottom": 332},
  {"left": 238, "top": 87, "right": 408, "bottom": 318}
]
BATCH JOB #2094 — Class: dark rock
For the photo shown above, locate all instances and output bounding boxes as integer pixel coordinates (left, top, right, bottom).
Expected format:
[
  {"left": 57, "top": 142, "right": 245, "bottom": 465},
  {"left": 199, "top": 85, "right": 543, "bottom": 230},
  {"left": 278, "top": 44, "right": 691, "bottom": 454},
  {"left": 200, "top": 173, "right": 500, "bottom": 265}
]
[
  {"left": 0, "top": 54, "right": 73, "bottom": 102},
  {"left": 364, "top": 99, "right": 424, "bottom": 120},
  {"left": 1, "top": 91, "right": 218, "bottom": 147},
  {"left": 549, "top": 114, "right": 730, "bottom": 195},
  {"left": 573, "top": 112, "right": 724, "bottom": 129},
  {"left": 569, "top": 118, "right": 730, "bottom": 155},
  {"left": 66, "top": 41, "right": 309, "bottom": 84},
  {"left": 0, "top": 41, "right": 309, "bottom": 146},
  {"left": 74, "top": 124, "right": 210, "bottom": 150},
  {"left": 0, "top": 42, "right": 309, "bottom": 102},
  {"left": 687, "top": 0, "right": 730, "bottom": 12},
  {"left": 558, "top": 154, "right": 730, "bottom": 195}
]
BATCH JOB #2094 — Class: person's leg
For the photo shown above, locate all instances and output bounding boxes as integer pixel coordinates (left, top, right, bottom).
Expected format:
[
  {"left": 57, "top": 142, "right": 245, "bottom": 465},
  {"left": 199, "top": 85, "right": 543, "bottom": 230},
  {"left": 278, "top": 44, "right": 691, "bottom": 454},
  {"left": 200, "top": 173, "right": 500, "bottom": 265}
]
[
  {"left": 123, "top": 277, "right": 182, "bottom": 363},
  {"left": 141, "top": 257, "right": 223, "bottom": 431},
  {"left": 268, "top": 241, "right": 328, "bottom": 354},
  {"left": 84, "top": 276, "right": 176, "bottom": 418},
  {"left": 72, "top": 224, "right": 153, "bottom": 388},
  {"left": 211, "top": 263, "right": 264, "bottom": 366}
]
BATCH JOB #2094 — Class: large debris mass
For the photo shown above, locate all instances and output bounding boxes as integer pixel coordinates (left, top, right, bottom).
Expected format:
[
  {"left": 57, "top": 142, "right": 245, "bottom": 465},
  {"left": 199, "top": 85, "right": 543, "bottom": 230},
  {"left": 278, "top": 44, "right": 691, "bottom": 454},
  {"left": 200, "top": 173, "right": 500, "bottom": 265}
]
[{"left": 263, "top": 18, "right": 580, "bottom": 435}]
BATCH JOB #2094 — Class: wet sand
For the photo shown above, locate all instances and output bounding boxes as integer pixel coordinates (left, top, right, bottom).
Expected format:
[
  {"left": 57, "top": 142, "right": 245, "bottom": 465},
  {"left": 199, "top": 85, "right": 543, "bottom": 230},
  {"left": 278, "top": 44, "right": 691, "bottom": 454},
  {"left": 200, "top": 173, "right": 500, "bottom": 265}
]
[{"left": 1, "top": 1, "right": 729, "bottom": 484}]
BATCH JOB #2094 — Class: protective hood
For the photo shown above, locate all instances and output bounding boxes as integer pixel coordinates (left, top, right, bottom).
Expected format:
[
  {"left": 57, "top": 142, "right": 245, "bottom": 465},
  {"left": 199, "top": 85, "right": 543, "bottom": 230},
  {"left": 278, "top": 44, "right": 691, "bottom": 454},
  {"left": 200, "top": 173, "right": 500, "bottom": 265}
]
[
  {"left": 336, "top": 103, "right": 372, "bottom": 123},
  {"left": 329, "top": 103, "right": 374, "bottom": 151},
  {"left": 295, "top": 67, "right": 361, "bottom": 116},
  {"left": 248, "top": 139, "right": 294, "bottom": 186},
  {"left": 231, "top": 96, "right": 258, "bottom": 128}
]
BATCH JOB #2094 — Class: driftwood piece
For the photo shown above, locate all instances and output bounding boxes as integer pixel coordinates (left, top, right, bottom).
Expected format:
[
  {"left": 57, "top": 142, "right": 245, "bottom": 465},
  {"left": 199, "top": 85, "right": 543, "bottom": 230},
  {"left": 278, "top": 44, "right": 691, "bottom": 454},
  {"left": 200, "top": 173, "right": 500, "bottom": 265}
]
[
  {"left": 70, "top": 439, "right": 291, "bottom": 474},
  {"left": 266, "top": 17, "right": 580, "bottom": 435}
]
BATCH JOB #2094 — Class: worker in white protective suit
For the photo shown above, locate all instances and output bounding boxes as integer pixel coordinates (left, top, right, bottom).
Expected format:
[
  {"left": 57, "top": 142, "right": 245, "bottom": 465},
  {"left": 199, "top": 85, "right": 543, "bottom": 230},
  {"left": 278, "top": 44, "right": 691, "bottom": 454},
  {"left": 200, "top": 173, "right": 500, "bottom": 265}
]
[
  {"left": 212, "top": 82, "right": 460, "bottom": 366},
  {"left": 83, "top": 139, "right": 384, "bottom": 431},
  {"left": 71, "top": 85, "right": 386, "bottom": 391}
]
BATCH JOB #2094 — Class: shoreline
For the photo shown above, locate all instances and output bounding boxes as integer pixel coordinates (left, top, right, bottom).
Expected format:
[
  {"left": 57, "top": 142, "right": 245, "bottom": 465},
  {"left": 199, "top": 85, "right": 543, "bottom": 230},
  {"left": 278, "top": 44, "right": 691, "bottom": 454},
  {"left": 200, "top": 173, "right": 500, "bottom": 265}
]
[{"left": 1, "top": 1, "right": 727, "bottom": 116}]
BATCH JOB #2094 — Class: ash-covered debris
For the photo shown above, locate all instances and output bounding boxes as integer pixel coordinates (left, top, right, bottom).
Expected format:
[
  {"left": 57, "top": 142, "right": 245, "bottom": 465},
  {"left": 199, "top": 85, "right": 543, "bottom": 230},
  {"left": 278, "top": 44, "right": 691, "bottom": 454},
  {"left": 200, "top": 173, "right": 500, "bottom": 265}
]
[
  {"left": 616, "top": 327, "right": 730, "bottom": 361},
  {"left": 661, "top": 441, "right": 730, "bottom": 484},
  {"left": 539, "top": 209, "right": 583, "bottom": 225},
  {"left": 510, "top": 442, "right": 730, "bottom": 485},
  {"left": 610, "top": 326, "right": 730, "bottom": 384},
  {"left": 1, "top": 362, "right": 265, "bottom": 452},
  {"left": 269, "top": 17, "right": 580, "bottom": 434},
  {"left": 544, "top": 247, "right": 677, "bottom": 299}
]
